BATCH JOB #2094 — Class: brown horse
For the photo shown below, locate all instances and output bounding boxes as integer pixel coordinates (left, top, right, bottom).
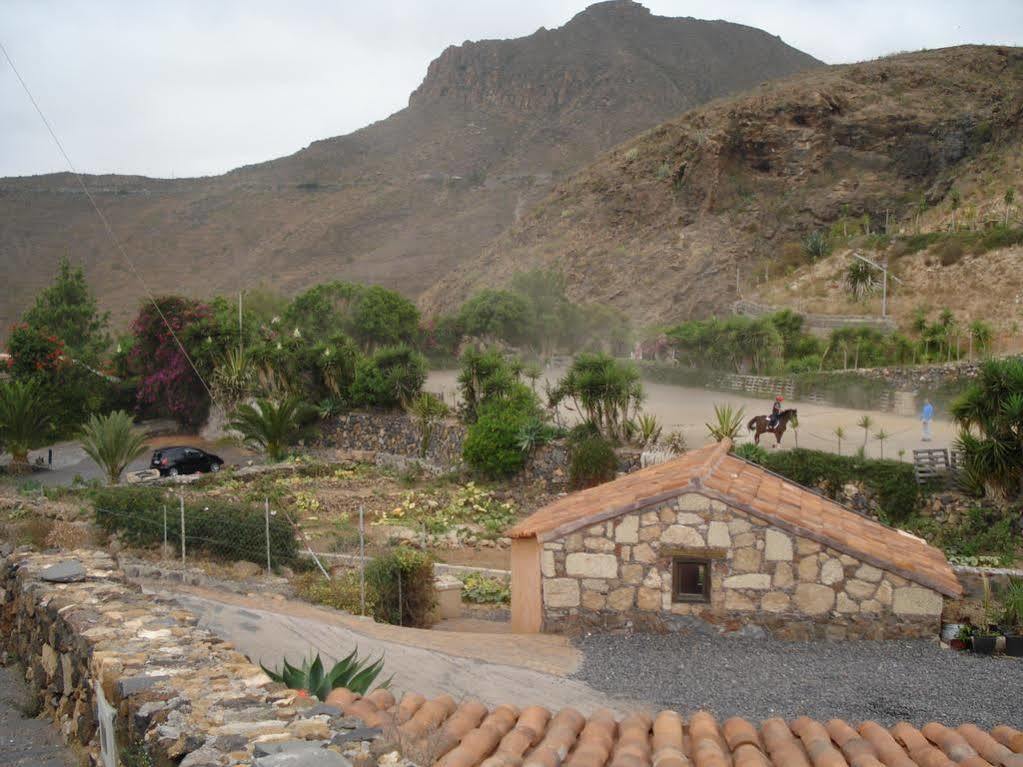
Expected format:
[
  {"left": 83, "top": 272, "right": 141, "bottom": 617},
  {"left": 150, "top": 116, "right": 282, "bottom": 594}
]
[{"left": 747, "top": 409, "right": 798, "bottom": 446}]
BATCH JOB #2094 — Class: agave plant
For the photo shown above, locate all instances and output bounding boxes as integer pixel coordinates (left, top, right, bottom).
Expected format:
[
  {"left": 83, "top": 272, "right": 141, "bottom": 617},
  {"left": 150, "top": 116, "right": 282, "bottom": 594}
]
[
  {"left": 79, "top": 410, "right": 149, "bottom": 484},
  {"left": 706, "top": 403, "right": 745, "bottom": 442},
  {"left": 229, "top": 396, "right": 316, "bottom": 462},
  {"left": 261, "top": 649, "right": 390, "bottom": 701},
  {"left": 635, "top": 413, "right": 663, "bottom": 448}
]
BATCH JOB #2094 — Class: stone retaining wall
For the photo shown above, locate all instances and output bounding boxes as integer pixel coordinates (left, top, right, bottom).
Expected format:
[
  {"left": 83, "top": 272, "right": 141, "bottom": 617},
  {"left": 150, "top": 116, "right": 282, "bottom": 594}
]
[
  {"left": 316, "top": 411, "right": 640, "bottom": 488},
  {"left": 540, "top": 492, "right": 944, "bottom": 640},
  {"left": 0, "top": 549, "right": 387, "bottom": 766}
]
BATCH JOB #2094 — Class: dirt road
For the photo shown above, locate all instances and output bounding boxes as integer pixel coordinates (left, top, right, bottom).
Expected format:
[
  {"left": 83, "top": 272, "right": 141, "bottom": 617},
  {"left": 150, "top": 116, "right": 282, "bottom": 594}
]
[{"left": 427, "top": 369, "right": 956, "bottom": 459}]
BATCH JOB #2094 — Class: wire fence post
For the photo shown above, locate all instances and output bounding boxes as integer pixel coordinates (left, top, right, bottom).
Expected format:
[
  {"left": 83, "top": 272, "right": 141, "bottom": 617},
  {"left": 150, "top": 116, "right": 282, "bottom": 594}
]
[
  {"left": 162, "top": 505, "right": 167, "bottom": 560},
  {"left": 265, "top": 497, "right": 272, "bottom": 576},
  {"left": 179, "top": 494, "right": 186, "bottom": 565},
  {"left": 359, "top": 505, "right": 366, "bottom": 616},
  {"left": 397, "top": 569, "right": 403, "bottom": 627}
]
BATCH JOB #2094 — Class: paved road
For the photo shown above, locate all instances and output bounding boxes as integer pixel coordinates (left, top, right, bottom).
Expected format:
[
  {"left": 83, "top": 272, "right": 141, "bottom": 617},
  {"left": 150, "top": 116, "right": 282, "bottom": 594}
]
[
  {"left": 0, "top": 664, "right": 77, "bottom": 767},
  {"left": 163, "top": 585, "right": 632, "bottom": 715}
]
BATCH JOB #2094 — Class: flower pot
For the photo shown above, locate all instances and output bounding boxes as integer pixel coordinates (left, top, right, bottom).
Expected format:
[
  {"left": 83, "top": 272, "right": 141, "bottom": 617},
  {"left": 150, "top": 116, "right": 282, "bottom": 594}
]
[
  {"left": 972, "top": 635, "right": 998, "bottom": 655},
  {"left": 949, "top": 638, "right": 968, "bottom": 651},
  {"left": 1005, "top": 634, "right": 1023, "bottom": 657}
]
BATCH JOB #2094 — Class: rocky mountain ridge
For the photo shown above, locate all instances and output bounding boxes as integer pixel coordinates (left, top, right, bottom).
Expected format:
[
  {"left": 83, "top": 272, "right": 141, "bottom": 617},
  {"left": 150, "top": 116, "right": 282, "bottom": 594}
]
[{"left": 0, "top": 1, "right": 820, "bottom": 331}]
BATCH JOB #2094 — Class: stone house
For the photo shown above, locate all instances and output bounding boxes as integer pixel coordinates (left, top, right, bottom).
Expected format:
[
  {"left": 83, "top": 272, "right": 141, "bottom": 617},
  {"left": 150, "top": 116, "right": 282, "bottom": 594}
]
[{"left": 508, "top": 439, "right": 962, "bottom": 639}]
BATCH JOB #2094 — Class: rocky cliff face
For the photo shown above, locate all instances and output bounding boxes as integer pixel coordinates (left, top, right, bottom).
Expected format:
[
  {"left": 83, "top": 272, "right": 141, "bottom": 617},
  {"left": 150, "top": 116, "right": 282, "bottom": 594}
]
[
  {"left": 422, "top": 46, "right": 1023, "bottom": 325},
  {"left": 0, "top": 2, "right": 820, "bottom": 331}
]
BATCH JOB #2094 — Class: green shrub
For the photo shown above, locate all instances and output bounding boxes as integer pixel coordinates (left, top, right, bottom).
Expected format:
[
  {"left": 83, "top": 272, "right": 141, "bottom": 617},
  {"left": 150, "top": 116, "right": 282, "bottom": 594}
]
[
  {"left": 903, "top": 507, "right": 1017, "bottom": 566},
  {"left": 460, "top": 573, "right": 511, "bottom": 605},
  {"left": 569, "top": 436, "right": 618, "bottom": 489},
  {"left": 732, "top": 442, "right": 770, "bottom": 464},
  {"left": 936, "top": 239, "right": 965, "bottom": 266},
  {"left": 351, "top": 345, "right": 426, "bottom": 408},
  {"left": 463, "top": 386, "right": 540, "bottom": 478},
  {"left": 364, "top": 547, "right": 435, "bottom": 627},
  {"left": 261, "top": 649, "right": 390, "bottom": 700},
  {"left": 91, "top": 486, "right": 298, "bottom": 566},
  {"left": 758, "top": 448, "right": 919, "bottom": 523},
  {"left": 293, "top": 571, "right": 377, "bottom": 615}
]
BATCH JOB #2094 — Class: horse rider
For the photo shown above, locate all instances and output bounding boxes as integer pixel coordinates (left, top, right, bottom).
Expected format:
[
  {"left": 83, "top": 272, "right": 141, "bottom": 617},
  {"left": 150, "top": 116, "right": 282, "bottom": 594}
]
[{"left": 768, "top": 395, "right": 783, "bottom": 430}]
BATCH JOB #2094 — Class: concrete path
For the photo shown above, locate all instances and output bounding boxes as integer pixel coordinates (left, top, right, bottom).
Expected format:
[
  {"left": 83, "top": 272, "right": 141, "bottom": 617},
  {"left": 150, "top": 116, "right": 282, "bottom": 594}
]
[
  {"left": 160, "top": 584, "right": 632, "bottom": 715},
  {"left": 0, "top": 664, "right": 77, "bottom": 767}
]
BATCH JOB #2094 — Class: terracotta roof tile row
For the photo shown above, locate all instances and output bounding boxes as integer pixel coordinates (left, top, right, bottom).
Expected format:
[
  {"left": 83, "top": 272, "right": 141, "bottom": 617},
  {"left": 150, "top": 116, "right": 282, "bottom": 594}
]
[
  {"left": 322, "top": 687, "right": 1023, "bottom": 767},
  {"left": 507, "top": 439, "right": 961, "bottom": 597}
]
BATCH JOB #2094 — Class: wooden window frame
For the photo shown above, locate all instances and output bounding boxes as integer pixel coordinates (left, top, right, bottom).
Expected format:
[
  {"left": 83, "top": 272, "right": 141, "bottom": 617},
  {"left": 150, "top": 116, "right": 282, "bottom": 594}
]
[{"left": 672, "top": 557, "right": 711, "bottom": 603}]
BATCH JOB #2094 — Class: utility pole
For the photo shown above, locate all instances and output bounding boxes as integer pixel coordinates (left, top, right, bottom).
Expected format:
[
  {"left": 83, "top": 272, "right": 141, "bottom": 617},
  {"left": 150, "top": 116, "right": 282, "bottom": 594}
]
[{"left": 238, "top": 290, "right": 244, "bottom": 356}]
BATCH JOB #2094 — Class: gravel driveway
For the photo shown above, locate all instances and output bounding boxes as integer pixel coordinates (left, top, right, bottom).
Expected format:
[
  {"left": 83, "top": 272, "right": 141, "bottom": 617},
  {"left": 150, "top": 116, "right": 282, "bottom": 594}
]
[{"left": 573, "top": 633, "right": 1023, "bottom": 728}]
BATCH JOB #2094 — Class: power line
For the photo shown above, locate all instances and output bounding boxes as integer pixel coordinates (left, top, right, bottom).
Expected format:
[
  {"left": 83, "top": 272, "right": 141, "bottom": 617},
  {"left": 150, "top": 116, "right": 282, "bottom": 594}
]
[{"left": 0, "top": 39, "right": 217, "bottom": 403}]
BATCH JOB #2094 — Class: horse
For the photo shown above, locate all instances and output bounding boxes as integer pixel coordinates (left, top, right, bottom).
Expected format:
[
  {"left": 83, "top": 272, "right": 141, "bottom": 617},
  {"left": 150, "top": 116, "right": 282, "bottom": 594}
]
[{"left": 747, "top": 408, "right": 798, "bottom": 446}]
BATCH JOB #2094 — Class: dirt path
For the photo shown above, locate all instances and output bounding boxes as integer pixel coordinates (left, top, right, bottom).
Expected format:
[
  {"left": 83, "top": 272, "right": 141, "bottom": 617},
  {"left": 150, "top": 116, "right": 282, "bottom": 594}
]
[
  {"left": 0, "top": 664, "right": 77, "bottom": 767},
  {"left": 428, "top": 369, "right": 956, "bottom": 459},
  {"left": 159, "top": 583, "right": 632, "bottom": 714}
]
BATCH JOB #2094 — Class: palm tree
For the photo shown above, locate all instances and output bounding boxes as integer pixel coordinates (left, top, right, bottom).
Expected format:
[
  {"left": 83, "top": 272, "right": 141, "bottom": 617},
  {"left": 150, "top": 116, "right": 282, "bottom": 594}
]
[
  {"left": 0, "top": 379, "right": 51, "bottom": 472},
  {"left": 229, "top": 397, "right": 316, "bottom": 462},
  {"left": 833, "top": 426, "right": 846, "bottom": 456},
  {"left": 79, "top": 411, "right": 149, "bottom": 484},
  {"left": 406, "top": 392, "right": 449, "bottom": 458},
  {"left": 873, "top": 428, "right": 891, "bottom": 460},
  {"left": 969, "top": 320, "right": 993, "bottom": 360},
  {"left": 706, "top": 403, "right": 745, "bottom": 442},
  {"left": 857, "top": 415, "right": 873, "bottom": 450},
  {"left": 1005, "top": 188, "right": 1015, "bottom": 227},
  {"left": 951, "top": 358, "right": 1023, "bottom": 500}
]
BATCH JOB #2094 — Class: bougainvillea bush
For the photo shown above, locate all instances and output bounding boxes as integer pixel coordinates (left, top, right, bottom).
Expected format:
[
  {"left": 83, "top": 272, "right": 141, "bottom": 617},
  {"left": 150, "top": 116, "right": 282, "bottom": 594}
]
[{"left": 130, "top": 297, "right": 215, "bottom": 428}]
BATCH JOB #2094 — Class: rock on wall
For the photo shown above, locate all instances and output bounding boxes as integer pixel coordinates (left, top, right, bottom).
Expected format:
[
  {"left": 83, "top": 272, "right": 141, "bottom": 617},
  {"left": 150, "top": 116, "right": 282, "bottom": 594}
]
[{"left": 540, "top": 492, "right": 943, "bottom": 640}]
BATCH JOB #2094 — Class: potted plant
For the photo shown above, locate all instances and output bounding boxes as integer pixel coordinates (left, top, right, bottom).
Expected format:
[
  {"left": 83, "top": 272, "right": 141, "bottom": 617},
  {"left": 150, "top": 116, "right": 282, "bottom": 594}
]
[
  {"left": 951, "top": 623, "right": 974, "bottom": 652},
  {"left": 1001, "top": 577, "right": 1023, "bottom": 657},
  {"left": 972, "top": 575, "right": 1001, "bottom": 655}
]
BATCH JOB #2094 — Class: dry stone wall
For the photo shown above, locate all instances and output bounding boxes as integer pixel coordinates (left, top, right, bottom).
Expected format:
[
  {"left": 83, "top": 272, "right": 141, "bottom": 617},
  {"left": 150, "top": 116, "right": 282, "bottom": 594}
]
[
  {"left": 0, "top": 549, "right": 393, "bottom": 767},
  {"left": 540, "top": 492, "right": 943, "bottom": 639}
]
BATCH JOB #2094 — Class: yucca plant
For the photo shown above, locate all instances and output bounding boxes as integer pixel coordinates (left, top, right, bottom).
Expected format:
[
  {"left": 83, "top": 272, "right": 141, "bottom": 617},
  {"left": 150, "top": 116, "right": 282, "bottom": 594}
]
[
  {"left": 706, "top": 403, "right": 745, "bottom": 442},
  {"left": 833, "top": 426, "right": 846, "bottom": 456},
  {"left": 229, "top": 396, "right": 316, "bottom": 462},
  {"left": 0, "top": 379, "right": 51, "bottom": 472},
  {"left": 406, "top": 391, "right": 449, "bottom": 458},
  {"left": 873, "top": 428, "right": 890, "bottom": 460},
  {"left": 212, "top": 348, "right": 255, "bottom": 412},
  {"left": 635, "top": 413, "right": 663, "bottom": 447},
  {"left": 857, "top": 414, "right": 873, "bottom": 449},
  {"left": 261, "top": 649, "right": 390, "bottom": 701},
  {"left": 79, "top": 410, "right": 149, "bottom": 484}
]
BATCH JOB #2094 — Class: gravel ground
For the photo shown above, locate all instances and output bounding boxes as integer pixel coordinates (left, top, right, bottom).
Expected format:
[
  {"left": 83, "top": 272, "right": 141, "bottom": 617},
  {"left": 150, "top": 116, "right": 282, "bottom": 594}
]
[
  {"left": 0, "top": 664, "right": 76, "bottom": 767},
  {"left": 573, "top": 633, "right": 1023, "bottom": 728}
]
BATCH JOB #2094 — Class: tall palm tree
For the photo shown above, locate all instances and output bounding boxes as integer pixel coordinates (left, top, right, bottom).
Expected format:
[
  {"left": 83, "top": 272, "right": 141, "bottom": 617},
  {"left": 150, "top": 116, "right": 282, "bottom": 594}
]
[
  {"left": 969, "top": 320, "right": 993, "bottom": 360},
  {"left": 229, "top": 397, "right": 316, "bottom": 462},
  {"left": 79, "top": 411, "right": 149, "bottom": 484},
  {"left": 0, "top": 379, "right": 51, "bottom": 472}
]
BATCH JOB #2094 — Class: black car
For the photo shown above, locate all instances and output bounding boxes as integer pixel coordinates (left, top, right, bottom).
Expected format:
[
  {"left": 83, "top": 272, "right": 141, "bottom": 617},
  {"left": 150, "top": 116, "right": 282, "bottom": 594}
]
[{"left": 151, "top": 446, "right": 224, "bottom": 477}]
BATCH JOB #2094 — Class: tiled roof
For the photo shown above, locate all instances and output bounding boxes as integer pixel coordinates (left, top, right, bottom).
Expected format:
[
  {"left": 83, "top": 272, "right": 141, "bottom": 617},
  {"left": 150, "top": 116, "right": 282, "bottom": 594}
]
[
  {"left": 325, "top": 687, "right": 1023, "bottom": 767},
  {"left": 507, "top": 439, "right": 961, "bottom": 597}
]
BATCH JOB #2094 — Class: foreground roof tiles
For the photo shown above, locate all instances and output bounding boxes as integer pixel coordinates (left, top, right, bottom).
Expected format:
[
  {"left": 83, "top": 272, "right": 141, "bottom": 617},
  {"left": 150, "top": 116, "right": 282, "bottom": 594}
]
[
  {"left": 507, "top": 439, "right": 961, "bottom": 597},
  {"left": 324, "top": 687, "right": 1023, "bottom": 767}
]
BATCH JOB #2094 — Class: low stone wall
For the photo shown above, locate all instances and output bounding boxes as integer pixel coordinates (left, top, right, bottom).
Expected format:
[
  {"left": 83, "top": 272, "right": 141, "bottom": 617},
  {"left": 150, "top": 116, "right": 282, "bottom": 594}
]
[
  {"left": 540, "top": 492, "right": 944, "bottom": 640},
  {"left": 317, "top": 411, "right": 641, "bottom": 488},
  {"left": 0, "top": 549, "right": 390, "bottom": 766},
  {"left": 944, "top": 565, "right": 1023, "bottom": 624}
]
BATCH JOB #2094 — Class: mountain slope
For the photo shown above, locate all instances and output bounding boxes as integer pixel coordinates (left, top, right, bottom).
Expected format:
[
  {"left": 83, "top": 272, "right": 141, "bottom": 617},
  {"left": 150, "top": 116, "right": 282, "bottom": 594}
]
[
  {"left": 0, "top": 0, "right": 820, "bottom": 332},
  {"left": 422, "top": 45, "right": 1023, "bottom": 325}
]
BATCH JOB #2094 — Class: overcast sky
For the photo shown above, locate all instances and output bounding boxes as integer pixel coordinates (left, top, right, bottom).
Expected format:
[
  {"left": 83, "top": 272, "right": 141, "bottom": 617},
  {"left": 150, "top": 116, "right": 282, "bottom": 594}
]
[{"left": 2, "top": 1, "right": 1021, "bottom": 179}]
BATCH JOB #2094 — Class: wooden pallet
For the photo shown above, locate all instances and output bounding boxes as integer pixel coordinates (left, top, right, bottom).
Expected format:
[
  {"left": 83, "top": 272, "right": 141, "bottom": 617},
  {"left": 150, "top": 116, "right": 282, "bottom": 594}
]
[{"left": 913, "top": 448, "right": 952, "bottom": 485}]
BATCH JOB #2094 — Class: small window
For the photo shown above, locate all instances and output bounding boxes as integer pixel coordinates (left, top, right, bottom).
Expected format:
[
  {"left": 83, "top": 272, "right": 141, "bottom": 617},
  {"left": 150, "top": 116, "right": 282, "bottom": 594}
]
[{"left": 672, "top": 558, "right": 711, "bottom": 603}]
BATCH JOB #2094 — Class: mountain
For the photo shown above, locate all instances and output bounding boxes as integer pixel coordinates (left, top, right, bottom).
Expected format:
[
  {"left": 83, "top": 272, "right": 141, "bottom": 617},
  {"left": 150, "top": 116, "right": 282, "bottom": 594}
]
[
  {"left": 422, "top": 45, "right": 1023, "bottom": 326},
  {"left": 0, "top": 1, "right": 820, "bottom": 332}
]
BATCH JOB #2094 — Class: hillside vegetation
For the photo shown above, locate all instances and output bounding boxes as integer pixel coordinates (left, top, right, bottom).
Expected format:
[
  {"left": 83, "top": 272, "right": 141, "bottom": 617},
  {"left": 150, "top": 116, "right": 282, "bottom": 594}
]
[{"left": 424, "top": 46, "right": 1023, "bottom": 328}]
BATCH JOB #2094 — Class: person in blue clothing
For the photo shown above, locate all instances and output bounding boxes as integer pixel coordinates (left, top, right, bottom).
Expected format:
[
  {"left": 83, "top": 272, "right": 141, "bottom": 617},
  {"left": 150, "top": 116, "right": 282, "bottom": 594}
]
[{"left": 921, "top": 399, "right": 934, "bottom": 442}]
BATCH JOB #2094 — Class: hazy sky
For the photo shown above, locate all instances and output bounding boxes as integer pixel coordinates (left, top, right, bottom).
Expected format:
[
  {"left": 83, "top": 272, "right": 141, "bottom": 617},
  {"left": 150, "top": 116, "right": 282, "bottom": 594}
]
[{"left": 3, "top": 1, "right": 1021, "bottom": 179}]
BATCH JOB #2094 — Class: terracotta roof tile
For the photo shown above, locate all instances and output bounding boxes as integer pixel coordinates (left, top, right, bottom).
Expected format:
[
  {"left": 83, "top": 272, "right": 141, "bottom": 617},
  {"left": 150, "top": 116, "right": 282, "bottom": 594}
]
[
  {"left": 329, "top": 687, "right": 1023, "bottom": 767},
  {"left": 507, "top": 439, "right": 961, "bottom": 597}
]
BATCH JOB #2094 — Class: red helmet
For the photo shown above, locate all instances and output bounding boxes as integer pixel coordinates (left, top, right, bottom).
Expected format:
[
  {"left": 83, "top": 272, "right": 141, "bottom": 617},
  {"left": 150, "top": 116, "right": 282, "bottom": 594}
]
[{"left": 776, "top": 395, "right": 784, "bottom": 401}]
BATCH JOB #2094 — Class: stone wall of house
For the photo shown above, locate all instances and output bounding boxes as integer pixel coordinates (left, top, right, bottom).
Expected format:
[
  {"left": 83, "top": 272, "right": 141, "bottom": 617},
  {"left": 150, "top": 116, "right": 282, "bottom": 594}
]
[
  {"left": 317, "top": 412, "right": 641, "bottom": 488},
  {"left": 540, "top": 492, "right": 945, "bottom": 640},
  {"left": 0, "top": 549, "right": 389, "bottom": 767}
]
